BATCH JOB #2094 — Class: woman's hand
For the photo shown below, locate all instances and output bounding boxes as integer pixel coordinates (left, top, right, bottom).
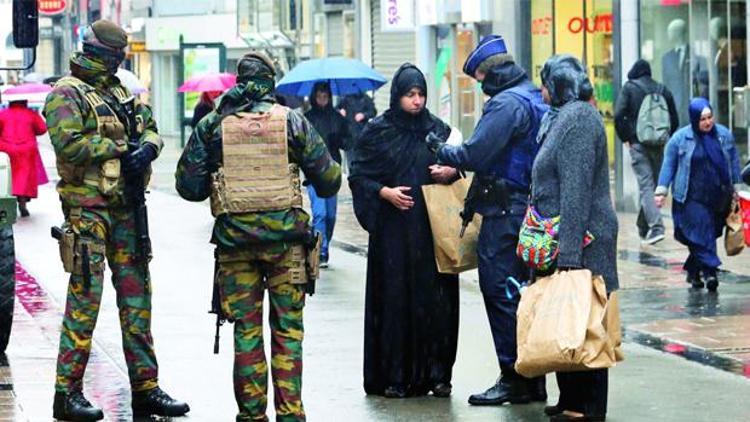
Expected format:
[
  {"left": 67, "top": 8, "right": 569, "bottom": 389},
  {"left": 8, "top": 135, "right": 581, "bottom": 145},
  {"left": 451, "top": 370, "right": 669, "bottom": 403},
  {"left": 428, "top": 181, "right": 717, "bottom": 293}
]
[
  {"left": 429, "top": 165, "right": 457, "bottom": 184},
  {"left": 379, "top": 186, "right": 414, "bottom": 211},
  {"left": 654, "top": 194, "right": 666, "bottom": 208}
]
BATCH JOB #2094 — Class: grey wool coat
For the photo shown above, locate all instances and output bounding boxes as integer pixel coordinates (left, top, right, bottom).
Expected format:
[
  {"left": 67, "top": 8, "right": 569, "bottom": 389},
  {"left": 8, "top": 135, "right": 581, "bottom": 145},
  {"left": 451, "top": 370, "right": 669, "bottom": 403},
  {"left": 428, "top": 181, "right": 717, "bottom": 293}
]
[{"left": 531, "top": 101, "right": 619, "bottom": 292}]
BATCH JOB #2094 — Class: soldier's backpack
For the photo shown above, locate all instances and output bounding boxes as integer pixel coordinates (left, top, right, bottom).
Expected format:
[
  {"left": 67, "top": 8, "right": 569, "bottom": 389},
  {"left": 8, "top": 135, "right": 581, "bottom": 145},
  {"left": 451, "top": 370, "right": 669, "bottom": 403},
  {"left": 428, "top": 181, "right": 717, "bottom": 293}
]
[{"left": 633, "top": 80, "right": 671, "bottom": 147}]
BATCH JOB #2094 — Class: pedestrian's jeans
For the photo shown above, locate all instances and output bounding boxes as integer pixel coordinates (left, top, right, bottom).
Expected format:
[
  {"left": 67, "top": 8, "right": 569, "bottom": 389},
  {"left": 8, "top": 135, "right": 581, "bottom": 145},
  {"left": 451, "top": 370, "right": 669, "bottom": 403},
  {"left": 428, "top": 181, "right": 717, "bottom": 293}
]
[
  {"left": 477, "top": 213, "right": 527, "bottom": 369},
  {"left": 307, "top": 184, "right": 337, "bottom": 259},
  {"left": 217, "top": 243, "right": 307, "bottom": 422},
  {"left": 55, "top": 208, "right": 158, "bottom": 393},
  {"left": 630, "top": 143, "right": 665, "bottom": 238}
]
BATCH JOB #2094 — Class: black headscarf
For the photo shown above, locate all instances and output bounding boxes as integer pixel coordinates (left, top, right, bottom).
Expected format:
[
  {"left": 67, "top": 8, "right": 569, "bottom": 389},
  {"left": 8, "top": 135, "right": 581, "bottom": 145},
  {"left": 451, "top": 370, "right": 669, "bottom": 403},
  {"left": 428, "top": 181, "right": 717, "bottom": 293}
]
[
  {"left": 627, "top": 59, "right": 652, "bottom": 80},
  {"left": 349, "top": 63, "right": 450, "bottom": 231},
  {"left": 540, "top": 54, "right": 593, "bottom": 107}
]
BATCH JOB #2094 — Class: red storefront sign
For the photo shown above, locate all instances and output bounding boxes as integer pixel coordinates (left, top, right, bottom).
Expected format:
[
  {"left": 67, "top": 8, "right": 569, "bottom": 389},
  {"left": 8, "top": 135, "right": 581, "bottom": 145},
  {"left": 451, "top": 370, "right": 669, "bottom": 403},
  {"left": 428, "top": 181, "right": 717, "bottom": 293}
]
[{"left": 38, "top": 0, "right": 67, "bottom": 15}]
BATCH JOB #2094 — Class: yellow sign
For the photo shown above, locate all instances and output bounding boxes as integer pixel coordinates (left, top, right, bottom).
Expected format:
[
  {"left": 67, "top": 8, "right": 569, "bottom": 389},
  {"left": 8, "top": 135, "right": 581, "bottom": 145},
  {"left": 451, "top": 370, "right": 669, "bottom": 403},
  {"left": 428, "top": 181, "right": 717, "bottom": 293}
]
[{"left": 130, "top": 41, "right": 146, "bottom": 53}]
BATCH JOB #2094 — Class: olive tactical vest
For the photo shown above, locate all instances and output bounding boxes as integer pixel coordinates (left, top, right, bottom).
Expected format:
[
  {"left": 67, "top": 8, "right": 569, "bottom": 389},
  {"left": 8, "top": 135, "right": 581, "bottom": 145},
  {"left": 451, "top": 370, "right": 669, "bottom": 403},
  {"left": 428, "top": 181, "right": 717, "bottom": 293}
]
[
  {"left": 210, "top": 104, "right": 303, "bottom": 216},
  {"left": 54, "top": 76, "right": 134, "bottom": 196}
]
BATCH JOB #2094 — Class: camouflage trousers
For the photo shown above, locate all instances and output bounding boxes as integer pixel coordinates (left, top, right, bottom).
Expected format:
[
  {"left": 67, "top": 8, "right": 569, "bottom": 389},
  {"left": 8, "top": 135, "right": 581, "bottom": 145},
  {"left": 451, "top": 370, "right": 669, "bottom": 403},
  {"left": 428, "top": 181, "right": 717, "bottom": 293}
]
[
  {"left": 217, "top": 243, "right": 307, "bottom": 422},
  {"left": 55, "top": 207, "right": 158, "bottom": 393}
]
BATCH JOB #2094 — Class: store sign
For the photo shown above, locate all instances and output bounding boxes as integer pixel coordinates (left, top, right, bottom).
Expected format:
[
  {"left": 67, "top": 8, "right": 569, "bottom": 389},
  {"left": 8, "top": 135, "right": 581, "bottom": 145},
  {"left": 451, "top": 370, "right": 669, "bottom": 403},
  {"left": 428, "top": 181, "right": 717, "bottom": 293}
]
[
  {"left": 567, "top": 14, "right": 613, "bottom": 34},
  {"left": 381, "top": 0, "right": 415, "bottom": 32},
  {"left": 38, "top": 0, "right": 66, "bottom": 15}
]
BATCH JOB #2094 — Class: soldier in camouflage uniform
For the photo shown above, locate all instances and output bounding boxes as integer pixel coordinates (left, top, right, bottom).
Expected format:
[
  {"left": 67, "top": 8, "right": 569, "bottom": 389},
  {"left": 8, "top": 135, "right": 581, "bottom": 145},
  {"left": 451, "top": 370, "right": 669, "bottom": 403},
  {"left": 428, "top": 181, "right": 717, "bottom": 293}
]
[
  {"left": 43, "top": 20, "right": 189, "bottom": 421},
  {"left": 175, "top": 52, "right": 341, "bottom": 422}
]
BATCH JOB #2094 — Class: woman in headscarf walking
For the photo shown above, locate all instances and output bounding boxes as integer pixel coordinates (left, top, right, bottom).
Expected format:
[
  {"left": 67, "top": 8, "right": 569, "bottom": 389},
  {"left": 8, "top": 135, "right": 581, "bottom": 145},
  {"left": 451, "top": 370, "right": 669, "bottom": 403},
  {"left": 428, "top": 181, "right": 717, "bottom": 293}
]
[
  {"left": 349, "top": 63, "right": 459, "bottom": 398},
  {"left": 0, "top": 99, "right": 49, "bottom": 217},
  {"left": 655, "top": 97, "right": 741, "bottom": 291},
  {"left": 305, "top": 82, "right": 349, "bottom": 266},
  {"left": 190, "top": 90, "right": 222, "bottom": 129},
  {"left": 532, "top": 55, "right": 618, "bottom": 421}
]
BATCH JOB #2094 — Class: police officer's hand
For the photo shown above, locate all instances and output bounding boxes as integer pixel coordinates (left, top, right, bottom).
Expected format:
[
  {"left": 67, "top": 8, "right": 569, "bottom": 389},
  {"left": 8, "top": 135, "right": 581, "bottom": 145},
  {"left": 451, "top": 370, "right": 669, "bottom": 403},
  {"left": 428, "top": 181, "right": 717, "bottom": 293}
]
[
  {"left": 429, "top": 164, "right": 458, "bottom": 184},
  {"left": 425, "top": 132, "right": 446, "bottom": 154},
  {"left": 379, "top": 186, "right": 414, "bottom": 211},
  {"left": 122, "top": 143, "right": 157, "bottom": 175}
]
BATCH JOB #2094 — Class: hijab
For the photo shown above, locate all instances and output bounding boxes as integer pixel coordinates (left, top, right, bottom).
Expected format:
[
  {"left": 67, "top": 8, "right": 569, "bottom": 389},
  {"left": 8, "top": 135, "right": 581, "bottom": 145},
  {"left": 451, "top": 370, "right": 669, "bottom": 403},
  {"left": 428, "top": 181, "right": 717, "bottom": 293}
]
[
  {"left": 384, "top": 64, "right": 433, "bottom": 132},
  {"left": 535, "top": 55, "right": 593, "bottom": 144},
  {"left": 689, "top": 97, "right": 730, "bottom": 186}
]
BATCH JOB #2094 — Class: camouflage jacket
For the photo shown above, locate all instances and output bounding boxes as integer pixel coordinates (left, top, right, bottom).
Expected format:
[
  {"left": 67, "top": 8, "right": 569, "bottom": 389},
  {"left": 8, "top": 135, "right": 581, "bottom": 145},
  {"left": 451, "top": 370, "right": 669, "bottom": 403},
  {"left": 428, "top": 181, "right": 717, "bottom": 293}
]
[
  {"left": 44, "top": 52, "right": 162, "bottom": 209},
  {"left": 175, "top": 83, "right": 341, "bottom": 249}
]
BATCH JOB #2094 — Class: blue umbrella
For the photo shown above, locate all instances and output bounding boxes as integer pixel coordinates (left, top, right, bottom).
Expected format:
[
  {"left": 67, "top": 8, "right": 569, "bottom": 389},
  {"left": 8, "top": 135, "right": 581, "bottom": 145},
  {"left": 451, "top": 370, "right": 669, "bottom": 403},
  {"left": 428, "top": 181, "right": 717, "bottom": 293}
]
[{"left": 276, "top": 57, "right": 387, "bottom": 97}]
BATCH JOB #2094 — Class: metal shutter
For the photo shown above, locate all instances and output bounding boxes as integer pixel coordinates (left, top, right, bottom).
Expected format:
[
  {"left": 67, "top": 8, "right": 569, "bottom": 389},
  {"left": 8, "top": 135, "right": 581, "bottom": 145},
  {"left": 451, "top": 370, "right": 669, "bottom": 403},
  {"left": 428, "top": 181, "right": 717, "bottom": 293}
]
[
  {"left": 327, "top": 12, "right": 344, "bottom": 56},
  {"left": 370, "top": 0, "right": 416, "bottom": 114}
]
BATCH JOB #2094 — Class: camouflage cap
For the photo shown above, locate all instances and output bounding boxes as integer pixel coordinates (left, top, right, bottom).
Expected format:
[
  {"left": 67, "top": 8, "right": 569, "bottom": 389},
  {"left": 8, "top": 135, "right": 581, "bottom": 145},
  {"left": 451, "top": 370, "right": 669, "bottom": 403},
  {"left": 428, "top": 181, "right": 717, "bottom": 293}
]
[
  {"left": 237, "top": 51, "right": 276, "bottom": 82},
  {"left": 89, "top": 20, "right": 128, "bottom": 50}
]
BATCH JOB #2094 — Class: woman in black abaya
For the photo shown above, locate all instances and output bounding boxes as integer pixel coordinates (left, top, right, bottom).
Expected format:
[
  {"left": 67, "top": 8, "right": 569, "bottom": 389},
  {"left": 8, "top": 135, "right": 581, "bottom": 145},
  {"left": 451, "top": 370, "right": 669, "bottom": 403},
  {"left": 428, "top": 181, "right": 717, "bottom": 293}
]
[{"left": 349, "top": 63, "right": 459, "bottom": 398}]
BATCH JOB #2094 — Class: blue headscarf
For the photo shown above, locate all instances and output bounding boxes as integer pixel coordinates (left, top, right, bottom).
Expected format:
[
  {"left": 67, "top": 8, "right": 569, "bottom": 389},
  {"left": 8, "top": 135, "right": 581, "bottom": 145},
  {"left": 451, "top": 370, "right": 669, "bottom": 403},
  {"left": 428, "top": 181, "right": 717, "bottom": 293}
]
[{"left": 689, "top": 97, "right": 730, "bottom": 186}]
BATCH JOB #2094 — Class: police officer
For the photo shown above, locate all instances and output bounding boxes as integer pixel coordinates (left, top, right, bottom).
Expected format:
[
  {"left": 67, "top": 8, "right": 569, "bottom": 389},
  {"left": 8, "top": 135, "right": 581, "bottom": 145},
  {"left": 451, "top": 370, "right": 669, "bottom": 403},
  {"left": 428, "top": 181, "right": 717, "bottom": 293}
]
[
  {"left": 175, "top": 52, "right": 341, "bottom": 422},
  {"left": 427, "top": 35, "right": 549, "bottom": 405},
  {"left": 44, "top": 20, "right": 189, "bottom": 421}
]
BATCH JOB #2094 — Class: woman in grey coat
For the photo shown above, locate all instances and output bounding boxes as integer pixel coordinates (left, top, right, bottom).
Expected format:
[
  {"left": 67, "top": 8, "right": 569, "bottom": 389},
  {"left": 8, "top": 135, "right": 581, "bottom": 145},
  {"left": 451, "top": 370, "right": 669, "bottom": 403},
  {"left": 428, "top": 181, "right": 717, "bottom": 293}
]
[{"left": 531, "top": 55, "right": 619, "bottom": 421}]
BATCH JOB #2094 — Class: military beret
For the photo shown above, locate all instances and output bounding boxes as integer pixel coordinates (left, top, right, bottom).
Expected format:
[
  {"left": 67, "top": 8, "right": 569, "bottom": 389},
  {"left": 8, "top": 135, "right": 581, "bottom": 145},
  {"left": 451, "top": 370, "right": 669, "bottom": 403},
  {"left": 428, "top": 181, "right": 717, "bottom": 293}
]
[
  {"left": 463, "top": 35, "right": 508, "bottom": 77},
  {"left": 90, "top": 20, "right": 128, "bottom": 50}
]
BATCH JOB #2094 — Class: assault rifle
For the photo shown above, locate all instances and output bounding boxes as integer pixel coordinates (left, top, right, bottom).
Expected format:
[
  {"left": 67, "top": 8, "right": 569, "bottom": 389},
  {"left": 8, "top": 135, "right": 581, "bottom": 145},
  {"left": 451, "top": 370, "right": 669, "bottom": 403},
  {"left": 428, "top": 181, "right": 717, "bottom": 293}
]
[
  {"left": 210, "top": 250, "right": 226, "bottom": 354},
  {"left": 460, "top": 176, "right": 482, "bottom": 238}
]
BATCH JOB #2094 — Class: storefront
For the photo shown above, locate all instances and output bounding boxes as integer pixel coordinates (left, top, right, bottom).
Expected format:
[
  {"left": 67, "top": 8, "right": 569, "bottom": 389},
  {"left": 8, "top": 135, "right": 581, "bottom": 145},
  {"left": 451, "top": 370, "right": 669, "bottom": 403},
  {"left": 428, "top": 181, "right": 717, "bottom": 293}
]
[
  {"left": 639, "top": 0, "right": 747, "bottom": 158},
  {"left": 528, "top": 0, "right": 616, "bottom": 164}
]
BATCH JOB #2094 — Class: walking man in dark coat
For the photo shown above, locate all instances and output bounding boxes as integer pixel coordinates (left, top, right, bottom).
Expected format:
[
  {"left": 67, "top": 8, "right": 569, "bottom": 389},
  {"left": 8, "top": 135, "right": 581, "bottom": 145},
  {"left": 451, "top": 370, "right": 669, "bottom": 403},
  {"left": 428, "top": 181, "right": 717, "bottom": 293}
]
[
  {"left": 614, "top": 59, "right": 679, "bottom": 244},
  {"left": 427, "top": 35, "right": 549, "bottom": 406}
]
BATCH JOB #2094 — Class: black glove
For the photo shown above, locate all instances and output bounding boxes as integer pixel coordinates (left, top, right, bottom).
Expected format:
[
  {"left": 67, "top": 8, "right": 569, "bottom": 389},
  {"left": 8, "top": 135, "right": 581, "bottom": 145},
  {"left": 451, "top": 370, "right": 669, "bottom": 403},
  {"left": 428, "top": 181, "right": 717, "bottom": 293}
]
[
  {"left": 425, "top": 132, "right": 446, "bottom": 154},
  {"left": 122, "top": 143, "right": 158, "bottom": 175}
]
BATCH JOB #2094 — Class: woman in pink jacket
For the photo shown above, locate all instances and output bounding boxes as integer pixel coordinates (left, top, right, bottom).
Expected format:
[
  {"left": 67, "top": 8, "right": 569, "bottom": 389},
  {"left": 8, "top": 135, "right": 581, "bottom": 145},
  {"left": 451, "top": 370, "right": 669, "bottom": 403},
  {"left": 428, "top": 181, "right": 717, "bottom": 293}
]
[{"left": 0, "top": 100, "right": 49, "bottom": 217}]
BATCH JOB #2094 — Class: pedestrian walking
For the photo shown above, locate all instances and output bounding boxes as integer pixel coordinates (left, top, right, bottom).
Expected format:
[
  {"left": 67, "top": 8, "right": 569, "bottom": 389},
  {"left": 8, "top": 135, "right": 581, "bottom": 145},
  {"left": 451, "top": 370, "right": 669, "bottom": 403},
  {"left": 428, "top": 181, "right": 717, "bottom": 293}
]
[
  {"left": 304, "top": 82, "right": 349, "bottom": 267},
  {"left": 349, "top": 63, "right": 459, "bottom": 399},
  {"left": 176, "top": 52, "right": 341, "bottom": 422},
  {"left": 655, "top": 97, "right": 741, "bottom": 292},
  {"left": 427, "top": 35, "right": 549, "bottom": 405},
  {"left": 0, "top": 99, "right": 48, "bottom": 217},
  {"left": 336, "top": 91, "right": 376, "bottom": 167},
  {"left": 190, "top": 90, "right": 222, "bottom": 129},
  {"left": 533, "top": 54, "right": 619, "bottom": 421},
  {"left": 43, "top": 19, "right": 190, "bottom": 421},
  {"left": 614, "top": 59, "right": 679, "bottom": 244}
]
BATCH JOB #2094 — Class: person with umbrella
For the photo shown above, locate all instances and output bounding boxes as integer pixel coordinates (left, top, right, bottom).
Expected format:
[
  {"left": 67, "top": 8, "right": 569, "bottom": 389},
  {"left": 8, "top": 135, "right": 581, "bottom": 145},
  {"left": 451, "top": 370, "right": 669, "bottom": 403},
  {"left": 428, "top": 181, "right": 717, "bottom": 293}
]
[
  {"left": 336, "top": 90, "right": 377, "bottom": 168},
  {"left": 0, "top": 99, "right": 48, "bottom": 217},
  {"left": 190, "top": 90, "right": 222, "bottom": 129},
  {"left": 305, "top": 82, "right": 349, "bottom": 267}
]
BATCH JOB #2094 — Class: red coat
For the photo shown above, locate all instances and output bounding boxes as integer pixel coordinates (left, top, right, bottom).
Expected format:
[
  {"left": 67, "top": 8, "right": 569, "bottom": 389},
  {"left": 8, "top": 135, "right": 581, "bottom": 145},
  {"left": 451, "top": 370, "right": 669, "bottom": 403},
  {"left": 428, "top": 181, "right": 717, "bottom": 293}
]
[{"left": 0, "top": 103, "right": 49, "bottom": 198}]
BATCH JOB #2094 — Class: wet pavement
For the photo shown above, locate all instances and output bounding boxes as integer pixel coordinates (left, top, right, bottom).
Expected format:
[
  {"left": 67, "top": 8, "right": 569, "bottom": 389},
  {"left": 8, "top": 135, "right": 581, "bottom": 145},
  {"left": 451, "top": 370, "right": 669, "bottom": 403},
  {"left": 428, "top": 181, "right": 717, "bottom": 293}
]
[{"left": 2, "top": 138, "right": 750, "bottom": 420}]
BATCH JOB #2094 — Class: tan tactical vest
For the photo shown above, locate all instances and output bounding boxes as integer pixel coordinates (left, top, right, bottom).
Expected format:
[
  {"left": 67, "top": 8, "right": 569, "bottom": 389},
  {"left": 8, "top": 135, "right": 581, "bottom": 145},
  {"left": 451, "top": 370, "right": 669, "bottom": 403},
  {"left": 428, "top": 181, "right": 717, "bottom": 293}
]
[
  {"left": 55, "top": 77, "right": 135, "bottom": 196},
  {"left": 210, "top": 104, "right": 303, "bottom": 216}
]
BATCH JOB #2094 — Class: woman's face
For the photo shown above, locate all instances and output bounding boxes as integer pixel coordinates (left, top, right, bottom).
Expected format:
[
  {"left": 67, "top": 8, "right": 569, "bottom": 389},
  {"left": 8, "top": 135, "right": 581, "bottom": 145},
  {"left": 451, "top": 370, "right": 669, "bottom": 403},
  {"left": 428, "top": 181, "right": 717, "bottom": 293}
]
[
  {"left": 699, "top": 110, "right": 715, "bottom": 133},
  {"left": 315, "top": 90, "right": 330, "bottom": 108},
  {"left": 399, "top": 88, "right": 426, "bottom": 115}
]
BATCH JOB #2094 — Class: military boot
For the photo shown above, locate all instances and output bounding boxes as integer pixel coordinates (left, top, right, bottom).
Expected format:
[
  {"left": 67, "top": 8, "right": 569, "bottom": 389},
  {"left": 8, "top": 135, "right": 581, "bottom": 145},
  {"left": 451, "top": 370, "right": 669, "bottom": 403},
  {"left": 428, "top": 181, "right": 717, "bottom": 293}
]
[
  {"left": 53, "top": 390, "right": 104, "bottom": 421},
  {"left": 468, "top": 368, "right": 530, "bottom": 406},
  {"left": 131, "top": 387, "right": 190, "bottom": 417}
]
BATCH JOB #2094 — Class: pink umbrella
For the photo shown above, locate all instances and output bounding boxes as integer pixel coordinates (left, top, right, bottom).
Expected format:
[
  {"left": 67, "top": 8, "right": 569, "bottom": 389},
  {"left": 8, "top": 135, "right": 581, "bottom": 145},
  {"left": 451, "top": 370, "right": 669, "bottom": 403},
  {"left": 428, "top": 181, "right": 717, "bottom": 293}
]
[
  {"left": 4, "top": 83, "right": 52, "bottom": 95},
  {"left": 177, "top": 73, "right": 236, "bottom": 93}
]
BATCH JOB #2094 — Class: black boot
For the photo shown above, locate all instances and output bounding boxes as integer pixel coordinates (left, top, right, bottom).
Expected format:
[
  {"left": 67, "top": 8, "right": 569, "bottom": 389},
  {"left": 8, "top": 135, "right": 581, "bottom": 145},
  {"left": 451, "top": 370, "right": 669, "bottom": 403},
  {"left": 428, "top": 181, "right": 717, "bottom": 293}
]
[
  {"left": 528, "top": 376, "right": 547, "bottom": 402},
  {"left": 53, "top": 391, "right": 104, "bottom": 422},
  {"left": 131, "top": 387, "right": 190, "bottom": 417},
  {"left": 687, "top": 272, "right": 704, "bottom": 289},
  {"left": 468, "top": 369, "right": 530, "bottom": 406},
  {"left": 704, "top": 270, "right": 719, "bottom": 292}
]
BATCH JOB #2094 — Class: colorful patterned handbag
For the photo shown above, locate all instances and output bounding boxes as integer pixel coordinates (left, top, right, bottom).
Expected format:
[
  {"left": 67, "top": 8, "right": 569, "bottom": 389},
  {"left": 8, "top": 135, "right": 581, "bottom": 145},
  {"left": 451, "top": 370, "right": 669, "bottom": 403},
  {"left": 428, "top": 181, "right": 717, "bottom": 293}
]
[{"left": 516, "top": 205, "right": 594, "bottom": 272}]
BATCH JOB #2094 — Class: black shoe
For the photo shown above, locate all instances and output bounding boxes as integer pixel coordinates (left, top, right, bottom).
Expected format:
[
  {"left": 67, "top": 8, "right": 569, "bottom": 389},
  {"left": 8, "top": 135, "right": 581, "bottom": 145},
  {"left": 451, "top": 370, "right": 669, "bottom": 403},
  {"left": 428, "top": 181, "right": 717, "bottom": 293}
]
[
  {"left": 53, "top": 391, "right": 104, "bottom": 421},
  {"left": 687, "top": 273, "right": 704, "bottom": 289},
  {"left": 705, "top": 273, "right": 719, "bottom": 292},
  {"left": 528, "top": 376, "right": 547, "bottom": 402},
  {"left": 19, "top": 207, "right": 29, "bottom": 218},
  {"left": 468, "top": 375, "right": 530, "bottom": 406},
  {"left": 131, "top": 387, "right": 190, "bottom": 417},
  {"left": 320, "top": 254, "right": 329, "bottom": 269},
  {"left": 545, "top": 405, "right": 563, "bottom": 416},
  {"left": 432, "top": 382, "right": 452, "bottom": 398},
  {"left": 383, "top": 385, "right": 407, "bottom": 398}
]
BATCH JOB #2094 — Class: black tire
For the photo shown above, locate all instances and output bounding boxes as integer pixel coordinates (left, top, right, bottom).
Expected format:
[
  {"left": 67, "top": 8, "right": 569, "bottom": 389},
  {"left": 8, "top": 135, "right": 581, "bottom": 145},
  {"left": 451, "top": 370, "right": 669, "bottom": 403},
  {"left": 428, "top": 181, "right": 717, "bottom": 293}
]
[{"left": 0, "top": 227, "right": 15, "bottom": 353}]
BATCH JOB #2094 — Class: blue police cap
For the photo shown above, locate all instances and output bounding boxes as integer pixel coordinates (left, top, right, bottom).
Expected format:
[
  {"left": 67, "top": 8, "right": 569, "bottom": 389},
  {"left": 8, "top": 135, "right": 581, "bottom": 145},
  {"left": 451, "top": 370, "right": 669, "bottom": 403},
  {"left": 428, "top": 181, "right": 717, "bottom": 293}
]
[{"left": 462, "top": 35, "right": 508, "bottom": 77}]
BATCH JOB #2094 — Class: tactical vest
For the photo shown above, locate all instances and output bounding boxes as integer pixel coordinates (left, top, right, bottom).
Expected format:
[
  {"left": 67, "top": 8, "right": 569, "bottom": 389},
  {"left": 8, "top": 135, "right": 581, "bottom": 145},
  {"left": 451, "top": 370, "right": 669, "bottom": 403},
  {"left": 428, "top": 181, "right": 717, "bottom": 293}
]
[
  {"left": 55, "top": 76, "right": 135, "bottom": 196},
  {"left": 210, "top": 104, "right": 303, "bottom": 216},
  {"left": 487, "top": 86, "right": 549, "bottom": 192}
]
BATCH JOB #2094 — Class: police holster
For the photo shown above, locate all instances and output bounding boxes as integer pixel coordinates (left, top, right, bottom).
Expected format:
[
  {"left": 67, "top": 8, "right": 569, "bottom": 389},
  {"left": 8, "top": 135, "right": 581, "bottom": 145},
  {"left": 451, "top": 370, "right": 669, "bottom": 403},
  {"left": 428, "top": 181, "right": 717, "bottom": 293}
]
[
  {"left": 477, "top": 177, "right": 511, "bottom": 210},
  {"left": 304, "top": 231, "right": 322, "bottom": 296},
  {"left": 51, "top": 209, "right": 103, "bottom": 294}
]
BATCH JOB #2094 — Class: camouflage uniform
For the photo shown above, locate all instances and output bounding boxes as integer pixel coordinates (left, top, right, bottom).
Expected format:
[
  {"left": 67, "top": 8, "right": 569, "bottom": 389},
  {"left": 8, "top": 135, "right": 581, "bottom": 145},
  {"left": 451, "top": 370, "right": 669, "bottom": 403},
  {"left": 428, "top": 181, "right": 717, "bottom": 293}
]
[
  {"left": 44, "top": 52, "right": 161, "bottom": 394},
  {"left": 176, "top": 77, "right": 341, "bottom": 422}
]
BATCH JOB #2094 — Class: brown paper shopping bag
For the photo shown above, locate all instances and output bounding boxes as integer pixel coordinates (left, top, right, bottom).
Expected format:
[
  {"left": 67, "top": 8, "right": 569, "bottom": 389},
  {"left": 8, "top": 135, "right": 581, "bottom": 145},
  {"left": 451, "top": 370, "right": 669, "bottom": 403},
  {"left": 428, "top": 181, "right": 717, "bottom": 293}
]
[
  {"left": 422, "top": 177, "right": 481, "bottom": 274},
  {"left": 725, "top": 198, "right": 745, "bottom": 256},
  {"left": 515, "top": 269, "right": 622, "bottom": 378}
]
